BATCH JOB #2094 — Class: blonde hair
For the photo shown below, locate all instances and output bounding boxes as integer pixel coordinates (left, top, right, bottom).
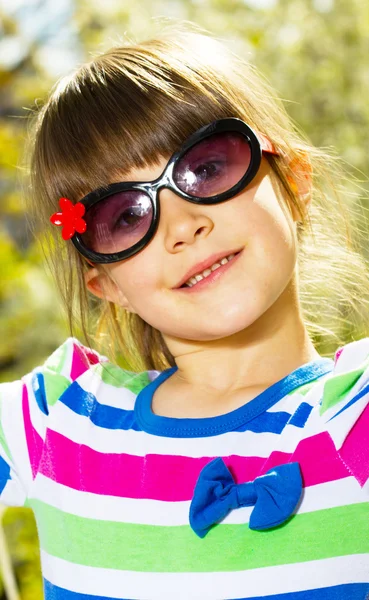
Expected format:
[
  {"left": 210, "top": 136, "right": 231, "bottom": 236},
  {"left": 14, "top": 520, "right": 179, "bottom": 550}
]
[{"left": 24, "top": 21, "right": 369, "bottom": 372}]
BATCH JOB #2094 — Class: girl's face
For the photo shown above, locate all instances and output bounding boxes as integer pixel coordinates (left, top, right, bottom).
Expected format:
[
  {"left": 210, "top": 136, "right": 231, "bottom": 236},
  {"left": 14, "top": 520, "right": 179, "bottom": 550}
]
[{"left": 87, "top": 155, "right": 306, "bottom": 342}]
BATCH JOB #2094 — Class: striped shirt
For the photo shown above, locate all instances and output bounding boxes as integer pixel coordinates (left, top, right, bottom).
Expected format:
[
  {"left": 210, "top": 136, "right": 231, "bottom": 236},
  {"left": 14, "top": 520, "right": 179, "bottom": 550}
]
[{"left": 0, "top": 336, "right": 368, "bottom": 599}]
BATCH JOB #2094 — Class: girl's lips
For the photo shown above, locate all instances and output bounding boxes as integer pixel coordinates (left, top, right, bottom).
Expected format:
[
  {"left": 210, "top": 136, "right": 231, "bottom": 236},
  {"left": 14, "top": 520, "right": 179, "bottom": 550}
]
[{"left": 174, "top": 249, "right": 243, "bottom": 293}]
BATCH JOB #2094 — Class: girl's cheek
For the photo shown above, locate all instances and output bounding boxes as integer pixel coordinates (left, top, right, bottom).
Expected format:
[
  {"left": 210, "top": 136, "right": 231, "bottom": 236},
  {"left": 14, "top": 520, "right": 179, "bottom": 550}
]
[
  {"left": 125, "top": 266, "right": 159, "bottom": 293},
  {"left": 111, "top": 258, "right": 151, "bottom": 289}
]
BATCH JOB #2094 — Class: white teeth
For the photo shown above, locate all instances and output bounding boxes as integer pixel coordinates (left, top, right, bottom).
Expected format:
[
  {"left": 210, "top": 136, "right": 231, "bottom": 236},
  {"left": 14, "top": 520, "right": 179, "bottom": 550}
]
[{"left": 183, "top": 253, "right": 237, "bottom": 287}]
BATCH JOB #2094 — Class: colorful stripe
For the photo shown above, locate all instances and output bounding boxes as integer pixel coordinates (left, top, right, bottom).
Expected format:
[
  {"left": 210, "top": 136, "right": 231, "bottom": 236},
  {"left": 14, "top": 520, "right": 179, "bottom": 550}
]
[
  {"left": 339, "top": 402, "right": 369, "bottom": 486},
  {"left": 38, "top": 429, "right": 349, "bottom": 500},
  {"left": 48, "top": 398, "right": 321, "bottom": 457},
  {"left": 70, "top": 342, "right": 98, "bottom": 381},
  {"left": 40, "top": 552, "right": 369, "bottom": 599},
  {"left": 29, "top": 474, "right": 364, "bottom": 525},
  {"left": 0, "top": 452, "right": 10, "bottom": 494},
  {"left": 32, "top": 500, "right": 369, "bottom": 571},
  {"left": 22, "top": 382, "right": 44, "bottom": 479},
  {"left": 235, "top": 585, "right": 369, "bottom": 600},
  {"left": 57, "top": 380, "right": 308, "bottom": 434},
  {"left": 42, "top": 579, "right": 369, "bottom": 600},
  {"left": 320, "top": 362, "right": 368, "bottom": 414},
  {"left": 56, "top": 381, "right": 140, "bottom": 430}
]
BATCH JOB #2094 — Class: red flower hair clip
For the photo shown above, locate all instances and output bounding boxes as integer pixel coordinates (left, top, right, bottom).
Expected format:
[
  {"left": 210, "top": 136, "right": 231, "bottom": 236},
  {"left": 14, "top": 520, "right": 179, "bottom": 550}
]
[{"left": 50, "top": 197, "right": 87, "bottom": 240}]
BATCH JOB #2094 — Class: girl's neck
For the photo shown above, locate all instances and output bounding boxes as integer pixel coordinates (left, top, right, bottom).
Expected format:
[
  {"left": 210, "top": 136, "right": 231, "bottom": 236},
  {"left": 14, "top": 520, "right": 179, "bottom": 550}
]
[{"left": 162, "top": 280, "right": 321, "bottom": 401}]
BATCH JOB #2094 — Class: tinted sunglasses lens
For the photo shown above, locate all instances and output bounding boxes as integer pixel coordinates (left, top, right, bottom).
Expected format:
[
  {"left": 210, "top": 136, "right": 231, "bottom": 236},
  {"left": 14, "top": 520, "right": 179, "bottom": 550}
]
[
  {"left": 80, "top": 190, "right": 152, "bottom": 254},
  {"left": 173, "top": 131, "right": 252, "bottom": 198}
]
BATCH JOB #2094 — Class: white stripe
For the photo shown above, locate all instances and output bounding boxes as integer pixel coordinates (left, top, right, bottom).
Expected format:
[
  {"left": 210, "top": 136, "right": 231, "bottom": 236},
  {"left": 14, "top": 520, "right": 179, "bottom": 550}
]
[
  {"left": 324, "top": 391, "right": 369, "bottom": 449},
  {"left": 268, "top": 372, "right": 332, "bottom": 414},
  {"left": 76, "top": 369, "right": 138, "bottom": 410},
  {"left": 24, "top": 374, "right": 48, "bottom": 440},
  {"left": 0, "top": 475, "right": 27, "bottom": 507},
  {"left": 77, "top": 366, "right": 330, "bottom": 415},
  {"left": 47, "top": 391, "right": 337, "bottom": 457},
  {"left": 44, "top": 337, "right": 74, "bottom": 380},
  {"left": 47, "top": 400, "right": 297, "bottom": 457},
  {"left": 268, "top": 391, "right": 308, "bottom": 413},
  {"left": 0, "top": 379, "right": 33, "bottom": 495},
  {"left": 301, "top": 476, "right": 365, "bottom": 512},
  {"left": 77, "top": 368, "right": 309, "bottom": 413},
  {"left": 333, "top": 337, "right": 369, "bottom": 375},
  {"left": 60, "top": 337, "right": 74, "bottom": 380},
  {"left": 32, "top": 473, "right": 364, "bottom": 525},
  {"left": 40, "top": 550, "right": 369, "bottom": 599}
]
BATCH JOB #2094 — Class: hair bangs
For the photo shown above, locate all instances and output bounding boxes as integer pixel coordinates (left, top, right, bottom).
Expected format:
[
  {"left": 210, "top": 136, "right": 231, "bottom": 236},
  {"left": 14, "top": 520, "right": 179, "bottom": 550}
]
[{"left": 34, "top": 47, "right": 237, "bottom": 212}]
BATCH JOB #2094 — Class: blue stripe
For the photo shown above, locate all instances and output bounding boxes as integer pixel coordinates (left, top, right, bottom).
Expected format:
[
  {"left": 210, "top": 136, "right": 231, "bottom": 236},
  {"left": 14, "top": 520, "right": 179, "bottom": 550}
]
[
  {"left": 288, "top": 402, "right": 313, "bottom": 427},
  {"left": 43, "top": 580, "right": 369, "bottom": 600},
  {"left": 32, "top": 372, "right": 49, "bottom": 415},
  {"left": 43, "top": 579, "right": 131, "bottom": 600},
  {"left": 233, "top": 410, "right": 291, "bottom": 433},
  {"left": 57, "top": 359, "right": 332, "bottom": 435},
  {"left": 0, "top": 453, "right": 11, "bottom": 495},
  {"left": 234, "top": 583, "right": 369, "bottom": 599},
  {"left": 59, "top": 382, "right": 140, "bottom": 431},
  {"left": 328, "top": 380, "right": 369, "bottom": 422},
  {"left": 58, "top": 380, "right": 308, "bottom": 435}
]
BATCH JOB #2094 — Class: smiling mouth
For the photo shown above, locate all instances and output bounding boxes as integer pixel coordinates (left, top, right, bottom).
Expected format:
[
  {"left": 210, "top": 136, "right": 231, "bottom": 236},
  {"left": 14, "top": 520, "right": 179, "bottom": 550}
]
[{"left": 176, "top": 250, "right": 243, "bottom": 291}]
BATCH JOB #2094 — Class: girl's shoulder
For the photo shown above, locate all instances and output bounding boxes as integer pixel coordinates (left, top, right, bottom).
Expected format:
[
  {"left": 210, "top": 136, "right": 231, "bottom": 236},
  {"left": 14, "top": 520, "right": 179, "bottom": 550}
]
[
  {"left": 28, "top": 336, "right": 161, "bottom": 411},
  {"left": 319, "top": 336, "right": 369, "bottom": 493},
  {"left": 1, "top": 336, "right": 160, "bottom": 417}
]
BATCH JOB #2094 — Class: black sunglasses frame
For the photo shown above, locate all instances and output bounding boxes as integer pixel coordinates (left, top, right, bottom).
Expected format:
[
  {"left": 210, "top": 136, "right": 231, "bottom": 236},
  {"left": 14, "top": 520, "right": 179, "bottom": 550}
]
[{"left": 71, "top": 117, "right": 277, "bottom": 264}]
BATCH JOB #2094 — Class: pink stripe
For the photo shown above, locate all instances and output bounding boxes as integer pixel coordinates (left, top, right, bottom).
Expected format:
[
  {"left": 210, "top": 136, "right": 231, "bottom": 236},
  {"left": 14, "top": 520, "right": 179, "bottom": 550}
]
[
  {"left": 339, "top": 402, "right": 369, "bottom": 486},
  {"left": 39, "top": 430, "right": 349, "bottom": 501},
  {"left": 84, "top": 348, "right": 100, "bottom": 366},
  {"left": 70, "top": 343, "right": 92, "bottom": 381},
  {"left": 334, "top": 347, "right": 344, "bottom": 364},
  {"left": 22, "top": 383, "right": 44, "bottom": 479}
]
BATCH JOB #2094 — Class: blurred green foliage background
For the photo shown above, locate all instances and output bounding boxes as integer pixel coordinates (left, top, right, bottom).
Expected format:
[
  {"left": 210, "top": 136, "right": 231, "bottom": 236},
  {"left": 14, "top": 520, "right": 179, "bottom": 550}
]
[{"left": 0, "top": 0, "right": 369, "bottom": 597}]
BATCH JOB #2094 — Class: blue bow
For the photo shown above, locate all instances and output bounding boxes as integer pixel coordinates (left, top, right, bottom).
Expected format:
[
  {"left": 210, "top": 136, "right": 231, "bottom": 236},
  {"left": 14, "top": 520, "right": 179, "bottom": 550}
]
[{"left": 189, "top": 458, "right": 302, "bottom": 538}]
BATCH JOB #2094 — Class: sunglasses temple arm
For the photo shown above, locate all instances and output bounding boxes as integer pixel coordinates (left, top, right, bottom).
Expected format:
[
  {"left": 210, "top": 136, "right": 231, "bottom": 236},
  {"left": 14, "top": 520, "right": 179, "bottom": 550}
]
[
  {"left": 256, "top": 131, "right": 279, "bottom": 156},
  {"left": 84, "top": 258, "right": 95, "bottom": 267}
]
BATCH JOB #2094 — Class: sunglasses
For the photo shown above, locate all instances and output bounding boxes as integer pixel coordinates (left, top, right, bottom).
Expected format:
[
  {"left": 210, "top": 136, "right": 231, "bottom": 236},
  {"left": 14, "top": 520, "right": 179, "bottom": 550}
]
[{"left": 52, "top": 118, "right": 279, "bottom": 264}]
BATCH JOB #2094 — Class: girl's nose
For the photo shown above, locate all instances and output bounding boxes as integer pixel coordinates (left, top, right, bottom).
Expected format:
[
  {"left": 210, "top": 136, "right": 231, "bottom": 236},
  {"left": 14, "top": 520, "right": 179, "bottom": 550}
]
[{"left": 158, "top": 188, "right": 214, "bottom": 253}]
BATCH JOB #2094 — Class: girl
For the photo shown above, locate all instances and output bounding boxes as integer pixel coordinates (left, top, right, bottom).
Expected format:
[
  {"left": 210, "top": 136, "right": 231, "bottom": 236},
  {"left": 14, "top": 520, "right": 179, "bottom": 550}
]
[{"left": 1, "top": 21, "right": 369, "bottom": 600}]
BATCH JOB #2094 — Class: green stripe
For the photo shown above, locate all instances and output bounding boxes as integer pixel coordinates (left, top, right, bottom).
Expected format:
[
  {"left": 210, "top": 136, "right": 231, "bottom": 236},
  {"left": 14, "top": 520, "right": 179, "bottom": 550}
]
[
  {"left": 43, "top": 372, "right": 71, "bottom": 408},
  {"left": 44, "top": 340, "right": 69, "bottom": 375},
  {"left": 320, "top": 356, "right": 369, "bottom": 415},
  {"left": 29, "top": 500, "right": 369, "bottom": 572},
  {"left": 93, "top": 362, "right": 151, "bottom": 393}
]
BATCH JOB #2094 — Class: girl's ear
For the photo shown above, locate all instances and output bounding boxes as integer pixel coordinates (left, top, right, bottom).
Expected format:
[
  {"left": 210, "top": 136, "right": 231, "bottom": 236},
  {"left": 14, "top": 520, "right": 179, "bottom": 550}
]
[{"left": 84, "top": 267, "right": 136, "bottom": 313}]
